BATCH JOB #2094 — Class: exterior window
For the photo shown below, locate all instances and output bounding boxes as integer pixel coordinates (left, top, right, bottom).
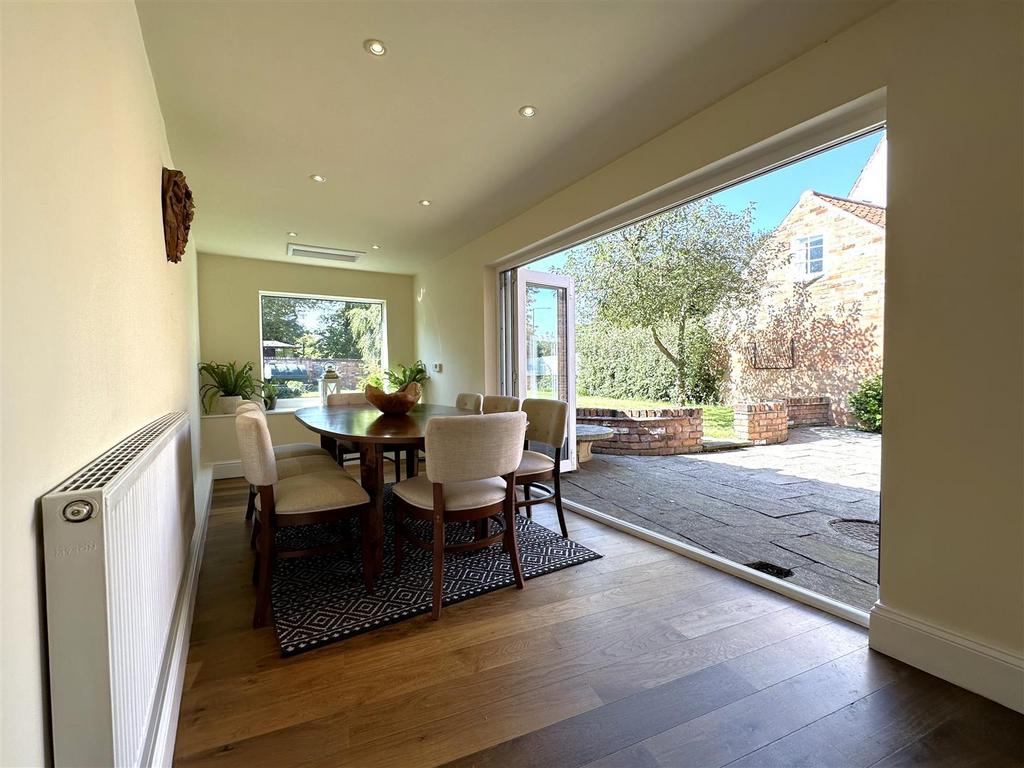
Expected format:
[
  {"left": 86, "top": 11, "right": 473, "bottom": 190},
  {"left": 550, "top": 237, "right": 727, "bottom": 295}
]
[
  {"left": 796, "top": 235, "right": 824, "bottom": 276},
  {"left": 259, "top": 292, "right": 386, "bottom": 406}
]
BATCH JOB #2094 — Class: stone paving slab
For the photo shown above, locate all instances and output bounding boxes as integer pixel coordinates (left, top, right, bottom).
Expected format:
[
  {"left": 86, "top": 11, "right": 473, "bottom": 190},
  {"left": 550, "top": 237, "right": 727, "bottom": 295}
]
[{"left": 565, "top": 426, "right": 881, "bottom": 612}]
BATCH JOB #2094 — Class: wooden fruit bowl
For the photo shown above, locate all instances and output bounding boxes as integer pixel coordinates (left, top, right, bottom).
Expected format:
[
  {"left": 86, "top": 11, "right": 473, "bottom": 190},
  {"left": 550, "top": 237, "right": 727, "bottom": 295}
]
[{"left": 364, "top": 382, "right": 422, "bottom": 415}]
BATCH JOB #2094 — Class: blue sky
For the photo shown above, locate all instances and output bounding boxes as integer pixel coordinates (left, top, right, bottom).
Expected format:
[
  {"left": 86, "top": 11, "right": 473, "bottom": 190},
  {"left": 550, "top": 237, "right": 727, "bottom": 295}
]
[
  {"left": 710, "top": 130, "right": 884, "bottom": 232},
  {"left": 531, "top": 129, "right": 884, "bottom": 273}
]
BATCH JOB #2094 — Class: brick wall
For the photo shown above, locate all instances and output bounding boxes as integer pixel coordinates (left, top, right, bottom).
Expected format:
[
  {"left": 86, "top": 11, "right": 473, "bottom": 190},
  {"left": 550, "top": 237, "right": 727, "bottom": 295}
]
[
  {"left": 786, "top": 396, "right": 831, "bottom": 427},
  {"left": 576, "top": 407, "right": 703, "bottom": 455},
  {"left": 726, "top": 190, "right": 884, "bottom": 426},
  {"left": 734, "top": 401, "right": 788, "bottom": 445}
]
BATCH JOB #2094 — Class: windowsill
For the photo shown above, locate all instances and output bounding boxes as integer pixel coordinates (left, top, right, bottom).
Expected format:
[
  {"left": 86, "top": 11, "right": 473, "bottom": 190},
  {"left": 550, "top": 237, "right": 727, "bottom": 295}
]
[{"left": 200, "top": 404, "right": 314, "bottom": 419}]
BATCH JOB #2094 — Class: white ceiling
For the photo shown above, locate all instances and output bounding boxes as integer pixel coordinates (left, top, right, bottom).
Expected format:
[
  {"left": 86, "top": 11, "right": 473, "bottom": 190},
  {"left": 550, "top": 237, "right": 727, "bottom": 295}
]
[{"left": 137, "top": 0, "right": 887, "bottom": 274}]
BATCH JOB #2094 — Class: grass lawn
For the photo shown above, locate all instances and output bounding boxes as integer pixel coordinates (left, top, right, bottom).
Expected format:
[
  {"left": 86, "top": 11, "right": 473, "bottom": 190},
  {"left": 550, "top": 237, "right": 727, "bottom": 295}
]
[{"left": 576, "top": 395, "right": 735, "bottom": 439}]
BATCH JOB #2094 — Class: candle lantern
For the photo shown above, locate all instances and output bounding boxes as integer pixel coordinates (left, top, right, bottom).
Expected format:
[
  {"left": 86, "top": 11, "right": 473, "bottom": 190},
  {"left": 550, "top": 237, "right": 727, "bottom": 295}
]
[{"left": 319, "top": 364, "right": 344, "bottom": 404}]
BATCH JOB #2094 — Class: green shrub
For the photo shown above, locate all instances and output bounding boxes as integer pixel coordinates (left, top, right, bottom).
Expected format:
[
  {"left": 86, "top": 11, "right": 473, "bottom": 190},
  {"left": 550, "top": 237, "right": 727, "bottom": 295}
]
[{"left": 849, "top": 374, "right": 883, "bottom": 432}]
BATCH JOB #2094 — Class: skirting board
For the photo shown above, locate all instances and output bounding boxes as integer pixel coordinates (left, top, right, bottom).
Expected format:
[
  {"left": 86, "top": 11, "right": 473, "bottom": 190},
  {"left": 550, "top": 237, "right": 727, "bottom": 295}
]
[
  {"left": 143, "top": 467, "right": 213, "bottom": 766},
  {"left": 870, "top": 602, "right": 1024, "bottom": 713},
  {"left": 212, "top": 460, "right": 245, "bottom": 480},
  {"left": 563, "top": 498, "right": 870, "bottom": 628}
]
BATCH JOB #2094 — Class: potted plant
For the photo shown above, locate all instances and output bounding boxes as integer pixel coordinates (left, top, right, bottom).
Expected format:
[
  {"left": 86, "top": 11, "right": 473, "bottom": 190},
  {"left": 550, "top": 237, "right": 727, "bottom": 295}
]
[
  {"left": 260, "top": 380, "right": 279, "bottom": 411},
  {"left": 364, "top": 360, "right": 430, "bottom": 415},
  {"left": 198, "top": 361, "right": 257, "bottom": 414}
]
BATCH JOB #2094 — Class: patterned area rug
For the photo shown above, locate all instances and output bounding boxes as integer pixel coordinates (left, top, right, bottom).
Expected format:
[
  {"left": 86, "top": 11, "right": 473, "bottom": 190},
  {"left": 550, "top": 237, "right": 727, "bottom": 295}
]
[{"left": 270, "top": 487, "right": 602, "bottom": 656}]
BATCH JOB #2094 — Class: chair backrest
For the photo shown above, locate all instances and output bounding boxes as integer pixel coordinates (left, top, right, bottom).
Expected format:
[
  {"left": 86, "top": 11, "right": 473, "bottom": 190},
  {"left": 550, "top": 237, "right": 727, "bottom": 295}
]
[
  {"left": 235, "top": 410, "right": 278, "bottom": 487},
  {"left": 235, "top": 401, "right": 264, "bottom": 415},
  {"left": 425, "top": 412, "right": 527, "bottom": 484},
  {"left": 326, "top": 391, "right": 368, "bottom": 406},
  {"left": 522, "top": 398, "right": 569, "bottom": 449},
  {"left": 455, "top": 392, "right": 483, "bottom": 413},
  {"left": 482, "top": 394, "right": 521, "bottom": 414}
]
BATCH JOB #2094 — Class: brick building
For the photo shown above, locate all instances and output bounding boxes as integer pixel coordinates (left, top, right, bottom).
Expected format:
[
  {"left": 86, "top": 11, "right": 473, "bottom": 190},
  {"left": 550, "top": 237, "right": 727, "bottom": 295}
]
[{"left": 726, "top": 136, "right": 886, "bottom": 425}]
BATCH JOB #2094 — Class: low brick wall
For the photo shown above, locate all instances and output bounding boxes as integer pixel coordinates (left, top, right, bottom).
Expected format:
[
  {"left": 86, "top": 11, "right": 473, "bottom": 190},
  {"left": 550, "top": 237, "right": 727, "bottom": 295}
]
[
  {"left": 576, "top": 407, "right": 703, "bottom": 455},
  {"left": 734, "top": 401, "right": 789, "bottom": 445},
  {"left": 785, "top": 396, "right": 831, "bottom": 427}
]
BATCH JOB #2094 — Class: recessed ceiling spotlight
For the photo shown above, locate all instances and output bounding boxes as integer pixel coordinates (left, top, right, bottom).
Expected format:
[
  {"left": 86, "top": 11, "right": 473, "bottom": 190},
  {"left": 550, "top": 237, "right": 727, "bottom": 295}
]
[
  {"left": 309, "top": 174, "right": 326, "bottom": 183},
  {"left": 364, "top": 39, "right": 387, "bottom": 56},
  {"left": 287, "top": 231, "right": 298, "bottom": 237},
  {"left": 371, "top": 244, "right": 381, "bottom": 250},
  {"left": 419, "top": 199, "right": 432, "bottom": 206},
  {"left": 518, "top": 105, "right": 537, "bottom": 118}
]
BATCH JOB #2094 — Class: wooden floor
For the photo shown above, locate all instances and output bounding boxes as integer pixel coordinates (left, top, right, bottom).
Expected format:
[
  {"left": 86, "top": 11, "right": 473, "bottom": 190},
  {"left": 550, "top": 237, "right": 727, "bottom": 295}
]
[{"left": 174, "top": 477, "right": 1023, "bottom": 767}]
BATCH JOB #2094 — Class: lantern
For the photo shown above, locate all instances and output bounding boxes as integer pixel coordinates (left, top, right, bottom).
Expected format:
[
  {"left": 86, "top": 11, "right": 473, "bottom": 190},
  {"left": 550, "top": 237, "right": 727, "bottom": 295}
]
[{"left": 319, "top": 364, "right": 344, "bottom": 404}]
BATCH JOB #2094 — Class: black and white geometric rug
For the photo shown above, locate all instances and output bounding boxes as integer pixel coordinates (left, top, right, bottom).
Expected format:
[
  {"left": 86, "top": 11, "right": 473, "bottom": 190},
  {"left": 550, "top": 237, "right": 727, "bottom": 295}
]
[{"left": 270, "top": 487, "right": 602, "bottom": 656}]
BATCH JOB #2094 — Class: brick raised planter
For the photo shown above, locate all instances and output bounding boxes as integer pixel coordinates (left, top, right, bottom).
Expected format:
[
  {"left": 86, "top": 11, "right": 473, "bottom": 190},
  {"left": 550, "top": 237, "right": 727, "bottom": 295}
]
[
  {"left": 785, "top": 396, "right": 831, "bottom": 427},
  {"left": 576, "top": 407, "right": 703, "bottom": 455},
  {"left": 734, "top": 401, "right": 788, "bottom": 445}
]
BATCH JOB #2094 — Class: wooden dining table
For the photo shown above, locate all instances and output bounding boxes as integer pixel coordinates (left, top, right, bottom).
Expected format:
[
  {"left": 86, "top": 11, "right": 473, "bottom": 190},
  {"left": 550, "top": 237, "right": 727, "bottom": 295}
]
[{"left": 294, "top": 403, "right": 472, "bottom": 580}]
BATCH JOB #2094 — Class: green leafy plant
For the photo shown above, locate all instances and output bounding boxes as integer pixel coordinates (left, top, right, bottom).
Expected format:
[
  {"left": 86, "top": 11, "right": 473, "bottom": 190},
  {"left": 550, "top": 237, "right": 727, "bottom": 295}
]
[
  {"left": 259, "top": 380, "right": 279, "bottom": 411},
  {"left": 198, "top": 361, "right": 257, "bottom": 413},
  {"left": 849, "top": 373, "right": 883, "bottom": 432},
  {"left": 374, "top": 360, "right": 429, "bottom": 392}
]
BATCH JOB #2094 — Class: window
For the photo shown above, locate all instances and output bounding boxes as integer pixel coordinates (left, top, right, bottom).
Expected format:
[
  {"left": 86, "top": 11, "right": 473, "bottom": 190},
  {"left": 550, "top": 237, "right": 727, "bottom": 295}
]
[
  {"left": 795, "top": 235, "right": 824, "bottom": 276},
  {"left": 259, "top": 292, "right": 386, "bottom": 406}
]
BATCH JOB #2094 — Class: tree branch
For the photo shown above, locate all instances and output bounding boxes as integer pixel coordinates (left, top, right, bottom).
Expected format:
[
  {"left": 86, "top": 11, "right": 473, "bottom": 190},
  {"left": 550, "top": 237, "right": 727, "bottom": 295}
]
[{"left": 650, "top": 327, "right": 679, "bottom": 366}]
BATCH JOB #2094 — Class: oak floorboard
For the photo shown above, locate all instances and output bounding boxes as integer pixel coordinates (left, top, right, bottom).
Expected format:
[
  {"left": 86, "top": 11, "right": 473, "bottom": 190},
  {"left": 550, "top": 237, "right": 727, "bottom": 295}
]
[{"left": 175, "top": 478, "right": 1023, "bottom": 768}]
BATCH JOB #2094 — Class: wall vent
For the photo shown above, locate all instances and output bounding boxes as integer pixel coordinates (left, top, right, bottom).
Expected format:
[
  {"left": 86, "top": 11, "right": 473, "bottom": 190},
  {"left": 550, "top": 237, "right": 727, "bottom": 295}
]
[{"left": 286, "top": 243, "right": 364, "bottom": 263}]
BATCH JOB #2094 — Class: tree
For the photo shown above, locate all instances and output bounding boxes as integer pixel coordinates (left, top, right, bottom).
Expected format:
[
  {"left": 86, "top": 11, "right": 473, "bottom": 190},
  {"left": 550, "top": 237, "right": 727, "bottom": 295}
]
[
  {"left": 562, "top": 198, "right": 781, "bottom": 404},
  {"left": 260, "top": 295, "right": 306, "bottom": 344}
]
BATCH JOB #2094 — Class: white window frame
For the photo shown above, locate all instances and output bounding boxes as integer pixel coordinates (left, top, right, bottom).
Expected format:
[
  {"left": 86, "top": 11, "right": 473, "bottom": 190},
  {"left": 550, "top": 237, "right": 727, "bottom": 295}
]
[
  {"left": 793, "top": 234, "right": 826, "bottom": 281},
  {"left": 257, "top": 290, "right": 389, "bottom": 410}
]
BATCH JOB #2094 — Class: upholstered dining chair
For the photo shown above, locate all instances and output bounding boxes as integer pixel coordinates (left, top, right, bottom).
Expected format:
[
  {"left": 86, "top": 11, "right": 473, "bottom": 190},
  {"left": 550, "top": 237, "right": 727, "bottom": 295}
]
[
  {"left": 235, "top": 402, "right": 331, "bottom": 522},
  {"left": 455, "top": 392, "right": 484, "bottom": 413},
  {"left": 482, "top": 394, "right": 521, "bottom": 414},
  {"left": 326, "top": 391, "right": 407, "bottom": 481},
  {"left": 392, "top": 411, "right": 528, "bottom": 620},
  {"left": 515, "top": 398, "right": 570, "bottom": 538},
  {"left": 235, "top": 409, "right": 374, "bottom": 628}
]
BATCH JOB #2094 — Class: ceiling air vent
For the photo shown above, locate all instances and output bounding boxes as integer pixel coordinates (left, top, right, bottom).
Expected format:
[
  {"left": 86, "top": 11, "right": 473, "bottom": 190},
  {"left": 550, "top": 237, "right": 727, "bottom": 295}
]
[{"left": 286, "top": 243, "right": 364, "bottom": 263}]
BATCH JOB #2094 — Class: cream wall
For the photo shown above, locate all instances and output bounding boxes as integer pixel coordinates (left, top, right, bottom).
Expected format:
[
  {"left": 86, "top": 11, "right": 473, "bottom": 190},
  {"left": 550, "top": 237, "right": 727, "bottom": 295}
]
[
  {"left": 0, "top": 2, "right": 201, "bottom": 765},
  {"left": 197, "top": 252, "right": 415, "bottom": 464},
  {"left": 416, "top": 0, "right": 1024, "bottom": 668}
]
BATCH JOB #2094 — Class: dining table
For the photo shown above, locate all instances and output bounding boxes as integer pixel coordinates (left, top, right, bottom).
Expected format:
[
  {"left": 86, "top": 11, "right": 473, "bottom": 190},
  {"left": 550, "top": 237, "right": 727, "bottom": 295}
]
[{"left": 294, "top": 402, "right": 472, "bottom": 580}]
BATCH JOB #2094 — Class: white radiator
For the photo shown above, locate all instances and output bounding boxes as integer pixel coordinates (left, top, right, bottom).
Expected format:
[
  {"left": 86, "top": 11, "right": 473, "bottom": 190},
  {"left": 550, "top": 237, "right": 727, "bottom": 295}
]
[{"left": 43, "top": 412, "right": 198, "bottom": 767}]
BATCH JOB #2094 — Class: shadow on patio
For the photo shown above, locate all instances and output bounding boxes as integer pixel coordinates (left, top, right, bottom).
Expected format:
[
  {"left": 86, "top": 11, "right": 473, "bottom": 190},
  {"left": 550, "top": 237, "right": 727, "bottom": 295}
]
[{"left": 562, "top": 426, "right": 881, "bottom": 611}]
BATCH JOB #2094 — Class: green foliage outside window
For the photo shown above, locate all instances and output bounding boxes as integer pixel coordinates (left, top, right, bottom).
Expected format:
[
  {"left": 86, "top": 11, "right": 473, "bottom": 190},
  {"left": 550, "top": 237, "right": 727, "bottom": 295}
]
[{"left": 848, "top": 374, "right": 883, "bottom": 432}]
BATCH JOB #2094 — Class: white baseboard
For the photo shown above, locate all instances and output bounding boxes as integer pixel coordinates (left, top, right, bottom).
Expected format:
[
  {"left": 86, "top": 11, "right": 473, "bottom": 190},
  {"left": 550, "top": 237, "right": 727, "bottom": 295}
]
[
  {"left": 142, "top": 467, "right": 213, "bottom": 766},
  {"left": 870, "top": 602, "right": 1024, "bottom": 713},
  {"left": 563, "top": 498, "right": 870, "bottom": 628},
  {"left": 212, "top": 460, "right": 244, "bottom": 480}
]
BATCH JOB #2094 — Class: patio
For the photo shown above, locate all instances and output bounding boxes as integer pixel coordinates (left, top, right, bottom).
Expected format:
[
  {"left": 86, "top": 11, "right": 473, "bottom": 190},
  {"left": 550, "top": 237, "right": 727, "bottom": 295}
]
[{"left": 563, "top": 426, "right": 881, "bottom": 611}]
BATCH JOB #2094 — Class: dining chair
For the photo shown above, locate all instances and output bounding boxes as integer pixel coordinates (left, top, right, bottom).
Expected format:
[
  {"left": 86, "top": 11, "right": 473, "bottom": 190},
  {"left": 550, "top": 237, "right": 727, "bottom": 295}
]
[
  {"left": 235, "top": 409, "right": 374, "bottom": 628},
  {"left": 235, "top": 402, "right": 331, "bottom": 522},
  {"left": 482, "top": 394, "right": 521, "bottom": 413},
  {"left": 455, "top": 392, "right": 484, "bottom": 413},
  {"left": 392, "top": 411, "right": 527, "bottom": 620},
  {"left": 326, "top": 391, "right": 407, "bottom": 481},
  {"left": 515, "top": 398, "right": 570, "bottom": 538}
]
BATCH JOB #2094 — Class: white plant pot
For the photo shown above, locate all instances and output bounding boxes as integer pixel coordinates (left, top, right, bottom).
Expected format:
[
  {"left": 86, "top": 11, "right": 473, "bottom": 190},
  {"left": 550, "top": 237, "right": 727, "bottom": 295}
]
[{"left": 215, "top": 395, "right": 243, "bottom": 414}]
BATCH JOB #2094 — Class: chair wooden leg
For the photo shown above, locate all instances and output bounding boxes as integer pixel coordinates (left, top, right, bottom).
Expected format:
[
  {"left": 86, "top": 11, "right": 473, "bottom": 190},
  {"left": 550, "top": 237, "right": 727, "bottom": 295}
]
[
  {"left": 250, "top": 518, "right": 259, "bottom": 550},
  {"left": 523, "top": 483, "right": 533, "bottom": 518},
  {"left": 253, "top": 520, "right": 274, "bottom": 628},
  {"left": 475, "top": 518, "right": 488, "bottom": 541},
  {"left": 393, "top": 504, "right": 406, "bottom": 576},
  {"left": 394, "top": 450, "right": 402, "bottom": 483},
  {"left": 431, "top": 511, "right": 445, "bottom": 620},
  {"left": 245, "top": 485, "right": 256, "bottom": 521},
  {"left": 503, "top": 500, "right": 525, "bottom": 590},
  {"left": 553, "top": 470, "right": 568, "bottom": 538}
]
